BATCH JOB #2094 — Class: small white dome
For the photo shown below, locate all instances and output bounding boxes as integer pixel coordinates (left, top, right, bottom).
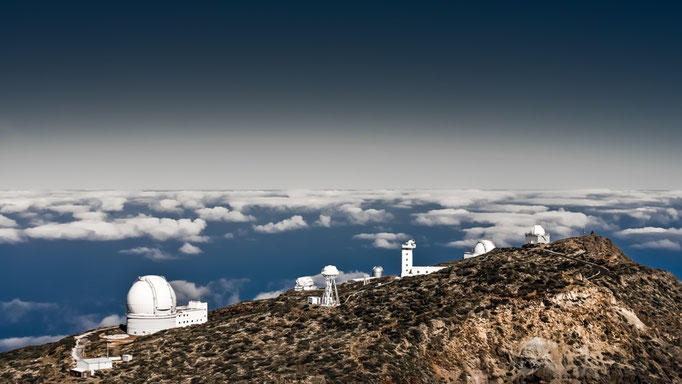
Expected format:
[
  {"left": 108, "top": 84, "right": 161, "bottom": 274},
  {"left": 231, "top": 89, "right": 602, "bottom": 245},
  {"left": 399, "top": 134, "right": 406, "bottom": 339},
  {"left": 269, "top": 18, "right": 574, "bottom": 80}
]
[
  {"left": 127, "top": 275, "right": 176, "bottom": 315},
  {"left": 529, "top": 225, "right": 545, "bottom": 236},
  {"left": 372, "top": 266, "right": 383, "bottom": 278},
  {"left": 473, "top": 240, "right": 496, "bottom": 255},
  {"left": 321, "top": 265, "right": 339, "bottom": 277}
]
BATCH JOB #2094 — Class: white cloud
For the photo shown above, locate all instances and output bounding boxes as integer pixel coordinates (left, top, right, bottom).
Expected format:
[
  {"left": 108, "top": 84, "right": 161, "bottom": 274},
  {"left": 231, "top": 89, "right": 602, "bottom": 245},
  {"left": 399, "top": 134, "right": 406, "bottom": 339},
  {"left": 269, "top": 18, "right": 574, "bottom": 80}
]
[
  {"left": 0, "top": 228, "right": 23, "bottom": 243},
  {"left": 224, "top": 232, "right": 234, "bottom": 239},
  {"left": 119, "top": 247, "right": 174, "bottom": 261},
  {"left": 0, "top": 335, "right": 67, "bottom": 352},
  {"left": 415, "top": 207, "right": 610, "bottom": 247},
  {"left": 97, "top": 314, "right": 125, "bottom": 327},
  {"left": 413, "top": 209, "right": 469, "bottom": 226},
  {"left": 338, "top": 204, "right": 392, "bottom": 224},
  {"left": 253, "top": 215, "right": 308, "bottom": 234},
  {"left": 73, "top": 313, "right": 125, "bottom": 330},
  {"left": 150, "top": 199, "right": 184, "bottom": 213},
  {"left": 47, "top": 204, "right": 90, "bottom": 214},
  {"left": 169, "top": 280, "right": 212, "bottom": 304},
  {"left": 632, "top": 239, "right": 682, "bottom": 251},
  {"left": 445, "top": 239, "right": 479, "bottom": 248},
  {"left": 0, "top": 214, "right": 18, "bottom": 228},
  {"left": 253, "top": 290, "right": 285, "bottom": 300},
  {"left": 72, "top": 211, "right": 107, "bottom": 221},
  {"left": 315, "top": 214, "right": 332, "bottom": 227},
  {"left": 353, "top": 232, "right": 410, "bottom": 249},
  {"left": 24, "top": 215, "right": 206, "bottom": 241},
  {"left": 179, "top": 242, "right": 202, "bottom": 255},
  {"left": 170, "top": 278, "right": 249, "bottom": 307},
  {"left": 97, "top": 196, "right": 127, "bottom": 212},
  {"left": 0, "top": 299, "right": 58, "bottom": 323},
  {"left": 615, "top": 227, "right": 682, "bottom": 236},
  {"left": 184, "top": 235, "right": 211, "bottom": 243},
  {"left": 196, "top": 206, "right": 255, "bottom": 222}
]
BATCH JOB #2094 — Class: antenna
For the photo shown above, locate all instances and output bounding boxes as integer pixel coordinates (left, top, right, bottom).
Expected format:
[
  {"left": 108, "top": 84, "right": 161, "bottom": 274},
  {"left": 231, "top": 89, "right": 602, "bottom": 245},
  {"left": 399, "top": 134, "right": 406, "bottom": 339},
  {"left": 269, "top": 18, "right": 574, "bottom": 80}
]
[{"left": 320, "top": 265, "right": 339, "bottom": 307}]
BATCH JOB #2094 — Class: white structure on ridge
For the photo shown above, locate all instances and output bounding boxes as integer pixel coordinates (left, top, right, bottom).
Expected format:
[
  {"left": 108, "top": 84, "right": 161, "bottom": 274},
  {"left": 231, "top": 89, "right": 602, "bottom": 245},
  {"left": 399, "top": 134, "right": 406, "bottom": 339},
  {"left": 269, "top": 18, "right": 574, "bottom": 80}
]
[
  {"left": 126, "top": 275, "right": 207, "bottom": 336},
  {"left": 75, "top": 357, "right": 113, "bottom": 375},
  {"left": 320, "top": 265, "right": 340, "bottom": 307},
  {"left": 463, "top": 240, "right": 497, "bottom": 259},
  {"left": 294, "top": 276, "right": 317, "bottom": 291},
  {"left": 525, "top": 225, "right": 550, "bottom": 244},
  {"left": 400, "top": 240, "right": 445, "bottom": 277},
  {"left": 372, "top": 266, "right": 383, "bottom": 278}
]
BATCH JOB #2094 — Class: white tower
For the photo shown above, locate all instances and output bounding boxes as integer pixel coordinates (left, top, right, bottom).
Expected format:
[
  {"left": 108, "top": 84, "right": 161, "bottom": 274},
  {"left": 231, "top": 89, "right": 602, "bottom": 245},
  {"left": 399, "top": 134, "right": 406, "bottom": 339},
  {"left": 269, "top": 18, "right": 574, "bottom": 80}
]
[
  {"left": 320, "top": 265, "right": 340, "bottom": 307},
  {"left": 525, "top": 225, "right": 550, "bottom": 244},
  {"left": 401, "top": 240, "right": 416, "bottom": 277}
]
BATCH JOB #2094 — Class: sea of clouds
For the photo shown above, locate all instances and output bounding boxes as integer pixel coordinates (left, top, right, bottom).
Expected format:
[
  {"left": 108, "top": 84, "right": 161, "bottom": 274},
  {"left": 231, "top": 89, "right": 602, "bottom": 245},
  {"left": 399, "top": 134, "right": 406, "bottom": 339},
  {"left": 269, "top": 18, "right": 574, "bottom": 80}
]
[{"left": 1, "top": 189, "right": 681, "bottom": 350}]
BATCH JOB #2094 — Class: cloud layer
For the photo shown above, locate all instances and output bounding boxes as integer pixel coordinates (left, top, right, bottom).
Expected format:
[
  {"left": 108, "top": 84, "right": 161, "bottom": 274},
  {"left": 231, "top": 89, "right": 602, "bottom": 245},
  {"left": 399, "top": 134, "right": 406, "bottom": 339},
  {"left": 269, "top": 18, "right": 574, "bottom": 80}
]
[
  {"left": 1, "top": 189, "right": 681, "bottom": 254},
  {"left": 253, "top": 215, "right": 308, "bottom": 234},
  {"left": 0, "top": 335, "right": 67, "bottom": 352}
]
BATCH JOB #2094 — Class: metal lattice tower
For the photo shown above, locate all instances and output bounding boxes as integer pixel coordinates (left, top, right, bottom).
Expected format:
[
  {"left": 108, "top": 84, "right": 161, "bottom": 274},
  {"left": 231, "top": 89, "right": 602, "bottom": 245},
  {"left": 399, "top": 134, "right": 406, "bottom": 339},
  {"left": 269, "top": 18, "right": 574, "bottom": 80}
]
[{"left": 320, "top": 265, "right": 339, "bottom": 307}]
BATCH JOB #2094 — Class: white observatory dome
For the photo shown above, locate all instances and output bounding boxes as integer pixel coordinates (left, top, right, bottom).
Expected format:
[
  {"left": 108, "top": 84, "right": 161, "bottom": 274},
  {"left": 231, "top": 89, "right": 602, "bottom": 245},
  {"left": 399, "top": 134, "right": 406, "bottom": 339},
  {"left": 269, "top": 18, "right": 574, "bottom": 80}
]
[
  {"left": 372, "top": 266, "right": 383, "bottom": 278},
  {"left": 473, "top": 240, "right": 496, "bottom": 255},
  {"left": 529, "top": 225, "right": 546, "bottom": 236},
  {"left": 126, "top": 275, "right": 177, "bottom": 315},
  {"left": 321, "top": 265, "right": 339, "bottom": 277}
]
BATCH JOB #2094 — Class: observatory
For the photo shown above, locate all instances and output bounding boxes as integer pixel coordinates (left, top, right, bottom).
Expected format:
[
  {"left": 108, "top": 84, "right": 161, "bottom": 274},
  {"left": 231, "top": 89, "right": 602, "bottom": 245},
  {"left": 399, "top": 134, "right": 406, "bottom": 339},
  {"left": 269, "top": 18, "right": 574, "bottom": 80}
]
[
  {"left": 294, "top": 276, "right": 317, "bottom": 291},
  {"left": 126, "top": 275, "right": 207, "bottom": 336},
  {"left": 463, "top": 240, "right": 496, "bottom": 259},
  {"left": 525, "top": 225, "right": 550, "bottom": 244},
  {"left": 350, "top": 265, "right": 384, "bottom": 284},
  {"left": 400, "top": 240, "right": 446, "bottom": 277},
  {"left": 320, "top": 265, "right": 340, "bottom": 307}
]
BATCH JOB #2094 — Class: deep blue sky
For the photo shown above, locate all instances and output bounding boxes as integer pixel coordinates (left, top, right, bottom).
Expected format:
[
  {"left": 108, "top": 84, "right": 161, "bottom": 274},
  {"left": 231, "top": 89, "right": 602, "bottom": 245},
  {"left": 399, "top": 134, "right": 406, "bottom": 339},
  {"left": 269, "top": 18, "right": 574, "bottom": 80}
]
[
  {"left": 0, "top": 190, "right": 681, "bottom": 351},
  {"left": 1, "top": 1, "right": 682, "bottom": 188}
]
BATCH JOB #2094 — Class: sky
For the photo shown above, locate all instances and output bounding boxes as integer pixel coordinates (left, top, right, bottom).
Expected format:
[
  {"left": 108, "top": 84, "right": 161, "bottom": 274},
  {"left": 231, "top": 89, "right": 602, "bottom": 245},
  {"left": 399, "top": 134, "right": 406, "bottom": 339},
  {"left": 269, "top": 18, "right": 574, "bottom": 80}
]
[
  {"left": 1, "top": 1, "right": 682, "bottom": 189},
  {"left": 1, "top": 189, "right": 682, "bottom": 351}
]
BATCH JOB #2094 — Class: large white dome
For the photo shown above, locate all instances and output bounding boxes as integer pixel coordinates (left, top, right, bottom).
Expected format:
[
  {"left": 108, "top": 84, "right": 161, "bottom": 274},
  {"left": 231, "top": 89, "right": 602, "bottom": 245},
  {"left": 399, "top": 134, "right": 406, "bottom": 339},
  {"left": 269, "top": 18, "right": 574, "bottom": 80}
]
[
  {"left": 127, "top": 275, "right": 177, "bottom": 315},
  {"left": 473, "top": 240, "right": 496, "bottom": 255},
  {"left": 321, "top": 265, "right": 339, "bottom": 277},
  {"left": 529, "top": 225, "right": 546, "bottom": 236}
]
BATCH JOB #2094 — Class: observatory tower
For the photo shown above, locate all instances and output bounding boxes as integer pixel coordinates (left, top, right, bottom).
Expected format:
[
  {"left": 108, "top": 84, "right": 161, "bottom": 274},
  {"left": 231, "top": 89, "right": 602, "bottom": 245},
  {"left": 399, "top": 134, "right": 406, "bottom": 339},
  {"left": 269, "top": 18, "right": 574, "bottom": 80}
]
[
  {"left": 320, "top": 265, "right": 340, "bottom": 307},
  {"left": 525, "top": 225, "right": 550, "bottom": 244},
  {"left": 400, "top": 240, "right": 446, "bottom": 277},
  {"left": 401, "top": 240, "right": 416, "bottom": 277}
]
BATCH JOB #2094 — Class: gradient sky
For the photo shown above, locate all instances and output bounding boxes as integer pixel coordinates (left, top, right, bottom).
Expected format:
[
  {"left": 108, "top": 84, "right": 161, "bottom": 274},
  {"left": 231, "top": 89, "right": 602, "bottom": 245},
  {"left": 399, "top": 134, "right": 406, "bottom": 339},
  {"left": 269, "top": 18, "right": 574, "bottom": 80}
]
[{"left": 1, "top": 1, "right": 681, "bottom": 189}]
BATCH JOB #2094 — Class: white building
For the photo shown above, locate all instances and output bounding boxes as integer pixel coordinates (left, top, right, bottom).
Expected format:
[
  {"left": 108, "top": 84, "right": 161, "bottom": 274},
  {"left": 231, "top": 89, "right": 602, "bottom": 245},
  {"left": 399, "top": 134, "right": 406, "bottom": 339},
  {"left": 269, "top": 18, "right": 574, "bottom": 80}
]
[
  {"left": 176, "top": 300, "right": 208, "bottom": 328},
  {"left": 294, "top": 276, "right": 317, "bottom": 291},
  {"left": 76, "top": 357, "right": 113, "bottom": 372},
  {"left": 463, "top": 240, "right": 496, "bottom": 259},
  {"left": 400, "top": 240, "right": 445, "bottom": 277},
  {"left": 525, "top": 225, "right": 550, "bottom": 244},
  {"left": 126, "top": 275, "right": 207, "bottom": 336}
]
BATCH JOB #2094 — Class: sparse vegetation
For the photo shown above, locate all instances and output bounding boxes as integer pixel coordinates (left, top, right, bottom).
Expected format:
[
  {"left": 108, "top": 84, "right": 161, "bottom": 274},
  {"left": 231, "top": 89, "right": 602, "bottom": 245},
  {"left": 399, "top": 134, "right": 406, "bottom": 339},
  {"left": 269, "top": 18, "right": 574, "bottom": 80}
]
[{"left": 1, "top": 234, "right": 681, "bottom": 383}]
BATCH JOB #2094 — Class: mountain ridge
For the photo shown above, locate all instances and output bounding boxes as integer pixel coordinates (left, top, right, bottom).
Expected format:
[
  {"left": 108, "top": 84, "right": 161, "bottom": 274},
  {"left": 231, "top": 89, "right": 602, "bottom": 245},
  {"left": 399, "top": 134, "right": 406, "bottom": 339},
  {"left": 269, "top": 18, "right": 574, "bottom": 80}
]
[{"left": 1, "top": 234, "right": 681, "bottom": 383}]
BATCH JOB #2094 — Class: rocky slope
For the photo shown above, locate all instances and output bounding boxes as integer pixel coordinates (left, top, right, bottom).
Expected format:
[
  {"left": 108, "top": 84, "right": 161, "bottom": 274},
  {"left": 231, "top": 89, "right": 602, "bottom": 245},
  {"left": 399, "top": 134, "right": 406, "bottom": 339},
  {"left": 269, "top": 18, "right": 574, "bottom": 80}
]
[{"left": 1, "top": 234, "right": 681, "bottom": 383}]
